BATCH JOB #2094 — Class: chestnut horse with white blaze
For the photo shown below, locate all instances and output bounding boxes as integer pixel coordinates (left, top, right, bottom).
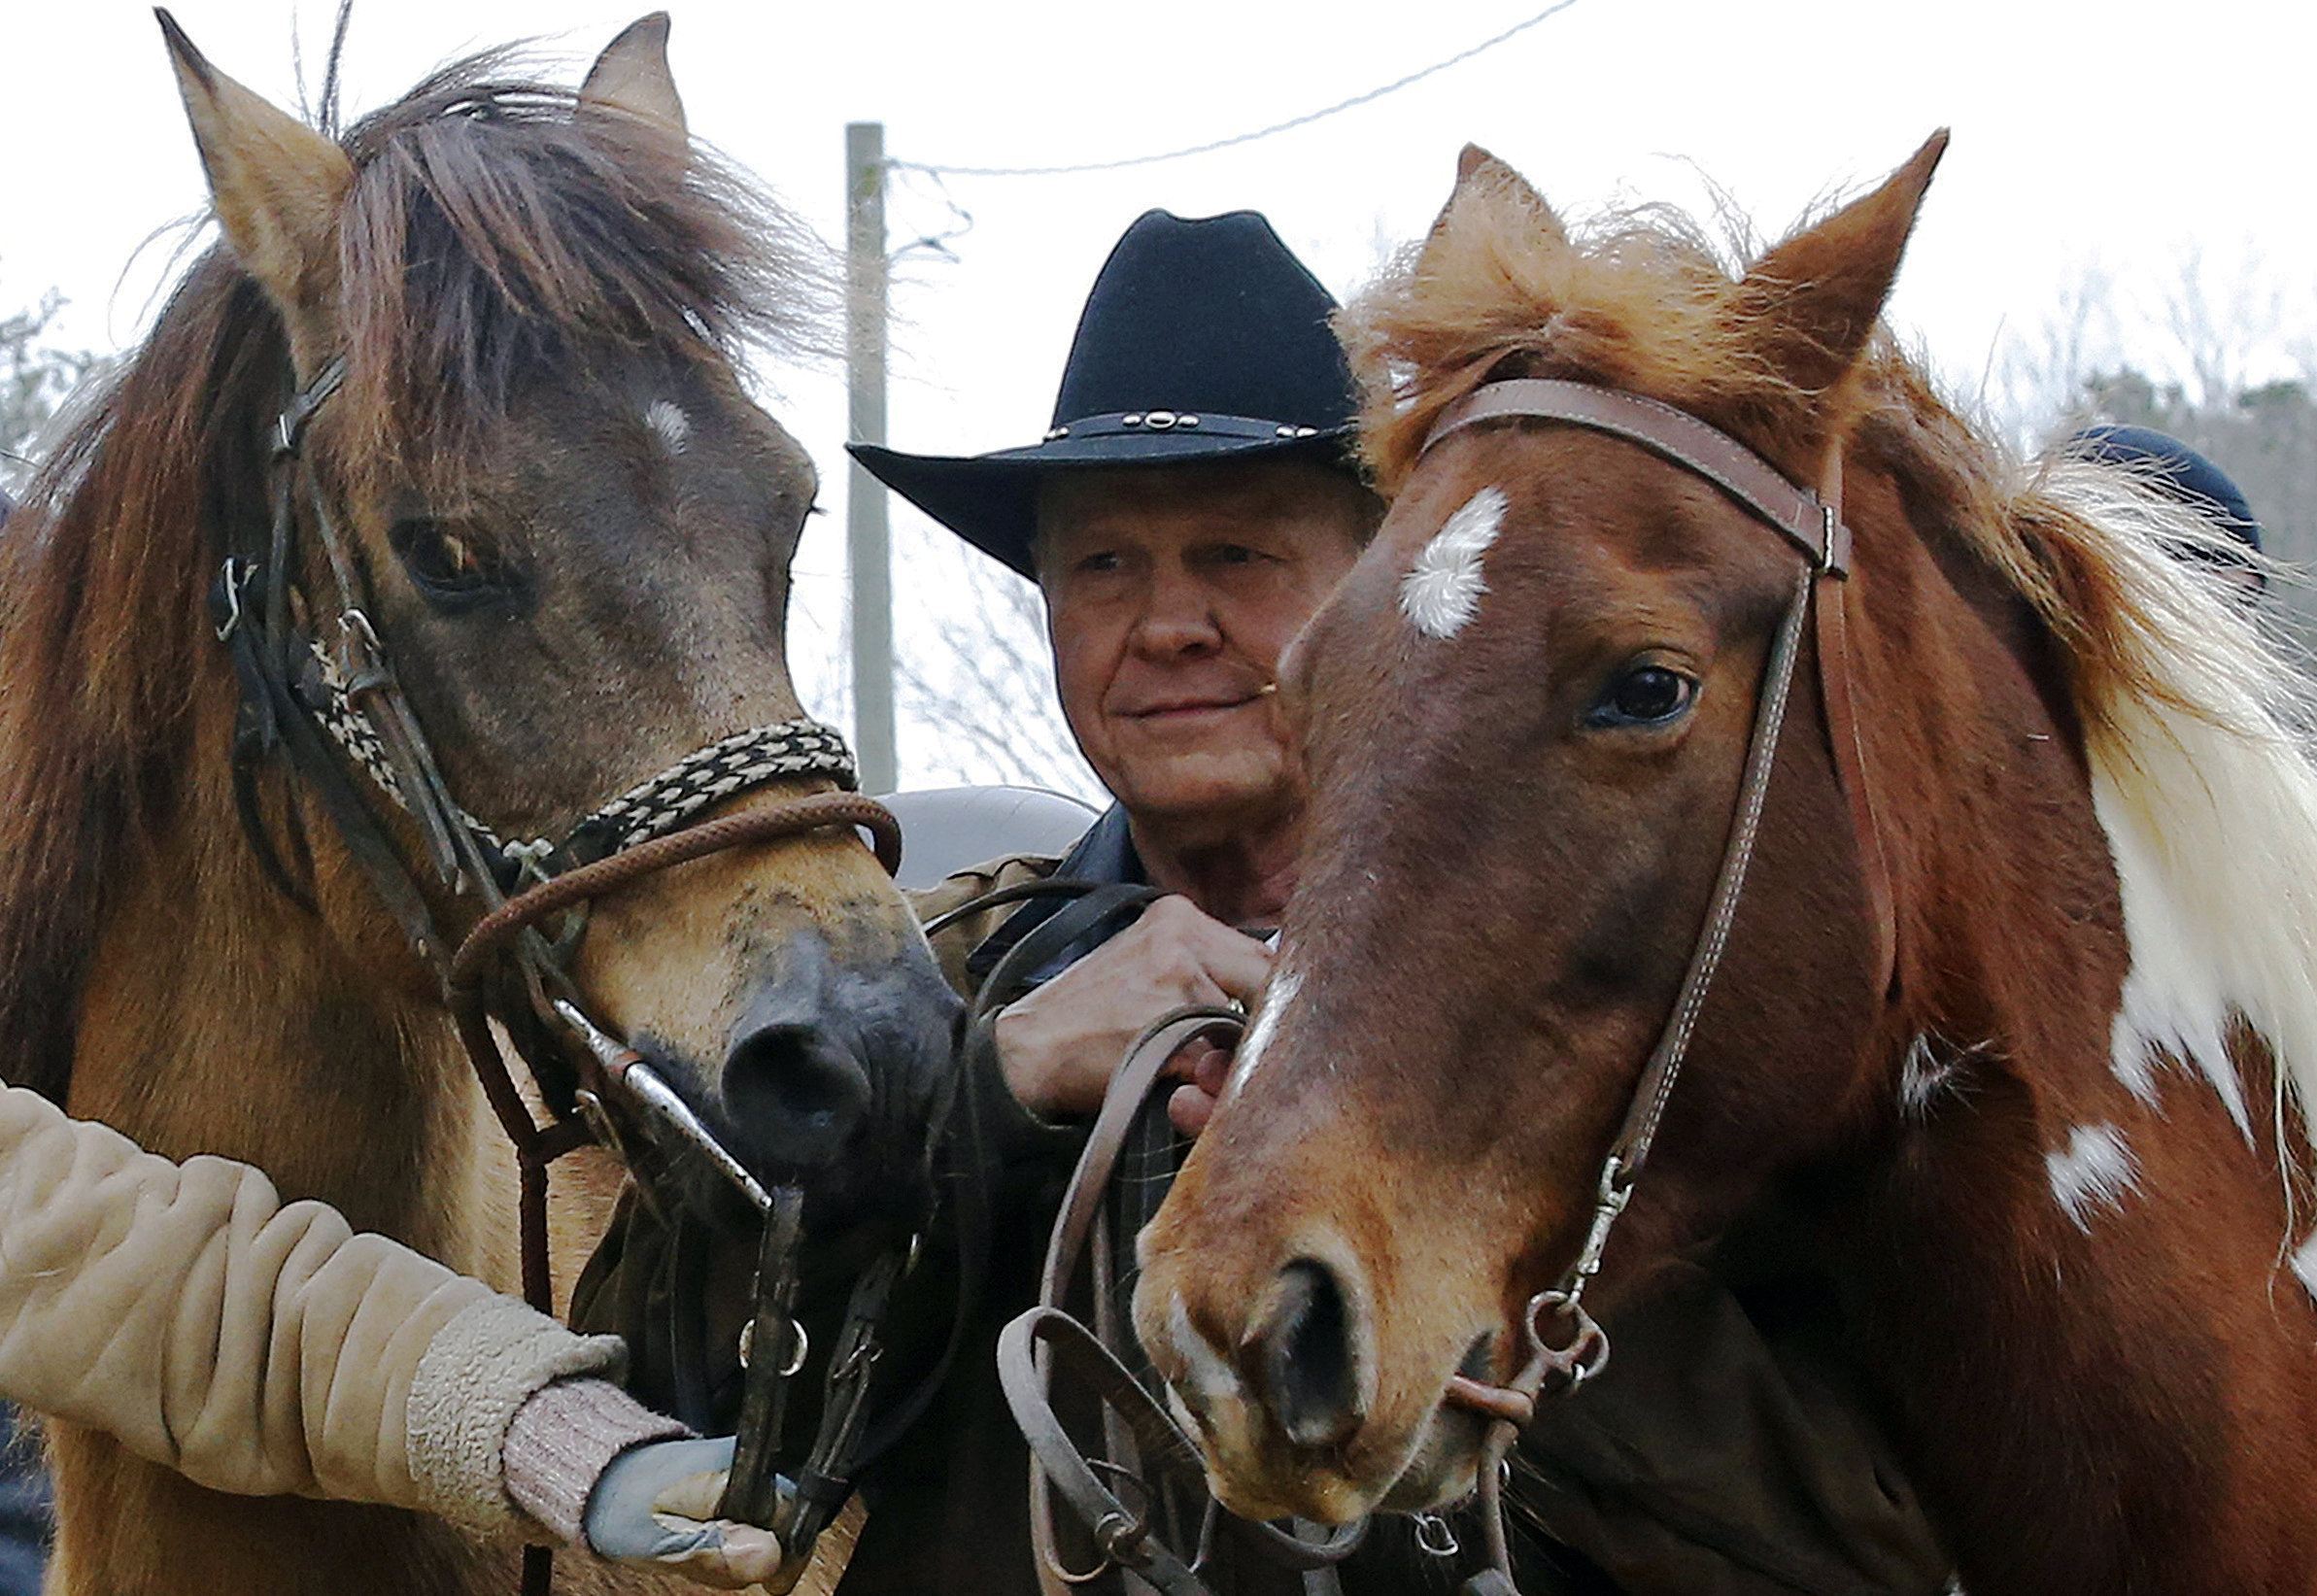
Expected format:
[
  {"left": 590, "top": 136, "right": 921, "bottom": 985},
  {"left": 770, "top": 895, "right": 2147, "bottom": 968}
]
[
  {"left": 1137, "top": 135, "right": 2317, "bottom": 1594},
  {"left": 0, "top": 16, "right": 955, "bottom": 1595}
]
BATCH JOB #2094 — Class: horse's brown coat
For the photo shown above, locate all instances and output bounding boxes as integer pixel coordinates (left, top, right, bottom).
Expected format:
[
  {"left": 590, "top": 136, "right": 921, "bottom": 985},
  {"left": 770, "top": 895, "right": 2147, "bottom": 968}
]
[
  {"left": 1137, "top": 139, "right": 2317, "bottom": 1594},
  {"left": 3, "top": 19, "right": 947, "bottom": 1595}
]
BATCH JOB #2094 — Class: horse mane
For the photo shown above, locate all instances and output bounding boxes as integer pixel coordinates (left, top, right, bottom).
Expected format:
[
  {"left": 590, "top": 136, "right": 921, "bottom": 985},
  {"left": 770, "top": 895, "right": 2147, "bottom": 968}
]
[
  {"left": 1345, "top": 166, "right": 2317, "bottom": 1181},
  {"left": 0, "top": 49, "right": 832, "bottom": 1101}
]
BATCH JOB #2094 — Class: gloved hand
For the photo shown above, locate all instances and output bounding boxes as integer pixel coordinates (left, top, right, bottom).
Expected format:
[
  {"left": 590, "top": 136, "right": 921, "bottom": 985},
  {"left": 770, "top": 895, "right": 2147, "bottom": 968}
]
[{"left": 583, "top": 1435, "right": 786, "bottom": 1588}]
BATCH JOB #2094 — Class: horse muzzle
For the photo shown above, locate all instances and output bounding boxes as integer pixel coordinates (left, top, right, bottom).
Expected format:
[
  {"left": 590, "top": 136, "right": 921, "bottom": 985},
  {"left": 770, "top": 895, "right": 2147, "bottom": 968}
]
[
  {"left": 1135, "top": 1241, "right": 1497, "bottom": 1525},
  {"left": 707, "top": 925, "right": 961, "bottom": 1215}
]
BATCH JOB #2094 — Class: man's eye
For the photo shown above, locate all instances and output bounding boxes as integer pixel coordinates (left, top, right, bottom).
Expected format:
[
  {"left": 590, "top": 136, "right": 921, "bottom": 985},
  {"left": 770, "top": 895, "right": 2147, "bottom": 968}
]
[
  {"left": 1077, "top": 551, "right": 1123, "bottom": 575},
  {"left": 1584, "top": 664, "right": 1698, "bottom": 729}
]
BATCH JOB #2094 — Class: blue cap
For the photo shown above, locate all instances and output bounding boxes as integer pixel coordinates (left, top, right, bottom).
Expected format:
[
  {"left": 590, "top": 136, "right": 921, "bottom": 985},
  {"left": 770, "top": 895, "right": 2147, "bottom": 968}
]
[{"left": 2071, "top": 425, "right": 2262, "bottom": 553}]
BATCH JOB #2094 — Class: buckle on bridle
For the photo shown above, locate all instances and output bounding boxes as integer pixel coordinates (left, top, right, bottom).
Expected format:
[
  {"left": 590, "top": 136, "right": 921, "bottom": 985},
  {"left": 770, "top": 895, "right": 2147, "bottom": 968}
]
[{"left": 212, "top": 558, "right": 254, "bottom": 642}]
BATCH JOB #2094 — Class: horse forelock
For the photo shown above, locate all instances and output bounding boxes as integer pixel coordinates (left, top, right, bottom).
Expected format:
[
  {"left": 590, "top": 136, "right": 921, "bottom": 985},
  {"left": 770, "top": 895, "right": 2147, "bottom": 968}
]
[
  {"left": 1342, "top": 180, "right": 1849, "bottom": 499},
  {"left": 327, "top": 50, "right": 832, "bottom": 497}
]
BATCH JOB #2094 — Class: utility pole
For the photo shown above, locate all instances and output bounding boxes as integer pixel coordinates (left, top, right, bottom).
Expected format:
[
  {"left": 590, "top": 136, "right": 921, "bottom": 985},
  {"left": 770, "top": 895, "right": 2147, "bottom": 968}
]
[{"left": 845, "top": 120, "right": 897, "bottom": 794}]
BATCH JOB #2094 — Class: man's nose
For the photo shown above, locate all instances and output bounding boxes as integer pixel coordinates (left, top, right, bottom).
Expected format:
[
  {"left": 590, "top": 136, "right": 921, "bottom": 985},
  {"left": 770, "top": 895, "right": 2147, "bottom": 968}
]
[{"left": 1130, "top": 570, "right": 1223, "bottom": 657}]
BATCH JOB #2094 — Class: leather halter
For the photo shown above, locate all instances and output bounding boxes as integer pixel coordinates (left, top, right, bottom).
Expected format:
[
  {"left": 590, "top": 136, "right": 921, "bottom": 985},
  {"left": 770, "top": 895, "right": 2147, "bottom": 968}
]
[
  {"left": 1412, "top": 378, "right": 1898, "bottom": 1592},
  {"left": 218, "top": 356, "right": 908, "bottom": 1590}
]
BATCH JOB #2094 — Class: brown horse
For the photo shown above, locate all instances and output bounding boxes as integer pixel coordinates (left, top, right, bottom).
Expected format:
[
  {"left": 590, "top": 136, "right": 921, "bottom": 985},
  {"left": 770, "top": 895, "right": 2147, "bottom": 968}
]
[
  {"left": 1136, "top": 136, "right": 2317, "bottom": 1595},
  {"left": 0, "top": 16, "right": 955, "bottom": 1595}
]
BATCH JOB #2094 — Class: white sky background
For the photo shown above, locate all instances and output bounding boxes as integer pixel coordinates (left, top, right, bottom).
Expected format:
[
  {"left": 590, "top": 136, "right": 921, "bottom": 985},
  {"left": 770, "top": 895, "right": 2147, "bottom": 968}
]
[{"left": 6, "top": 0, "right": 2313, "bottom": 790}]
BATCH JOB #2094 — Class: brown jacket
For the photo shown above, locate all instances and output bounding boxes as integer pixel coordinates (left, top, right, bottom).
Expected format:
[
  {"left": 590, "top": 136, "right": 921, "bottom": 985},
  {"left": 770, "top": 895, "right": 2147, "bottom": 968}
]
[{"left": 0, "top": 1082, "right": 637, "bottom": 1539}]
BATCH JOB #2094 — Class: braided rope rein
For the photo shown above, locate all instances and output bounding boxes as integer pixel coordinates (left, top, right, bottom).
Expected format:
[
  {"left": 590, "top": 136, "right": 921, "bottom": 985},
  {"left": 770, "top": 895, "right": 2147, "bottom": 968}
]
[{"left": 307, "top": 641, "right": 860, "bottom": 880}]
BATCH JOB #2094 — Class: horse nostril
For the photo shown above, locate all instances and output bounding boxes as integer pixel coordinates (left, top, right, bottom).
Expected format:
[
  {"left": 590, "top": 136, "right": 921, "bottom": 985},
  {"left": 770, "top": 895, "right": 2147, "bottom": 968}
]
[
  {"left": 1261, "top": 1257, "right": 1364, "bottom": 1450},
  {"left": 720, "top": 1021, "right": 871, "bottom": 1173}
]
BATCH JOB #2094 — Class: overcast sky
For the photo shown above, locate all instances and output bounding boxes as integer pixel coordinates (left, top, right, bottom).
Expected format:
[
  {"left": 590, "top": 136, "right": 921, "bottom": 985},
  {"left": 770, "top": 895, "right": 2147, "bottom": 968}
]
[{"left": 7, "top": 0, "right": 2311, "bottom": 784}]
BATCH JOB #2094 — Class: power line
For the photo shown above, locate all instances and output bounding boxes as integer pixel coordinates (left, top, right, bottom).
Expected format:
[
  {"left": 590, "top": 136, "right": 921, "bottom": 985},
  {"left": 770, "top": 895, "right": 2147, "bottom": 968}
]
[{"left": 888, "top": 0, "right": 1583, "bottom": 180}]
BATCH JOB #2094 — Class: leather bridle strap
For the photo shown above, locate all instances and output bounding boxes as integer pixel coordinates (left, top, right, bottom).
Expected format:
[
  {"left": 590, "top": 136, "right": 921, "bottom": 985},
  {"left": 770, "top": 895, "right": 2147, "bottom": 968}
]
[
  {"left": 1414, "top": 377, "right": 1897, "bottom": 1595},
  {"left": 1419, "top": 377, "right": 1895, "bottom": 997},
  {"left": 1423, "top": 379, "right": 1852, "bottom": 570}
]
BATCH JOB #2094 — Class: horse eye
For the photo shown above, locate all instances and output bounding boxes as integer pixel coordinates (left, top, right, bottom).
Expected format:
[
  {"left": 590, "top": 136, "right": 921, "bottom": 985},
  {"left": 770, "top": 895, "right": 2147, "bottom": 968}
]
[
  {"left": 391, "top": 518, "right": 512, "bottom": 606},
  {"left": 1586, "top": 664, "right": 1697, "bottom": 729}
]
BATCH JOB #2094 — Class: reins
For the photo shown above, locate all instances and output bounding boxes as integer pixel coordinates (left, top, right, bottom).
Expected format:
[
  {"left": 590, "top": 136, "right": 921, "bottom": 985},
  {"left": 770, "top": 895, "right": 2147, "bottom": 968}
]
[
  {"left": 1412, "top": 377, "right": 1896, "bottom": 1595},
  {"left": 219, "top": 356, "right": 912, "bottom": 1594},
  {"left": 998, "top": 1005, "right": 1368, "bottom": 1596}
]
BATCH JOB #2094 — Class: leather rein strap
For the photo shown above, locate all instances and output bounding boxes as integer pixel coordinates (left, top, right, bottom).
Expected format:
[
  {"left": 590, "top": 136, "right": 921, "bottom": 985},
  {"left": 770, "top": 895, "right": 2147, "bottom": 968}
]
[
  {"left": 997, "top": 1006, "right": 1366, "bottom": 1596},
  {"left": 1414, "top": 378, "right": 1898, "bottom": 1594}
]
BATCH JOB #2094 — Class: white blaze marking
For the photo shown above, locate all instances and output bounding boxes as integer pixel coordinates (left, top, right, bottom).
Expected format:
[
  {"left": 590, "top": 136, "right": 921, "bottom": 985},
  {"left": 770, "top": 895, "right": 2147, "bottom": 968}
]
[
  {"left": 1225, "top": 966, "right": 1300, "bottom": 1102},
  {"left": 2045, "top": 1123, "right": 2141, "bottom": 1233},
  {"left": 644, "top": 398, "right": 692, "bottom": 455},
  {"left": 1400, "top": 486, "right": 1508, "bottom": 639}
]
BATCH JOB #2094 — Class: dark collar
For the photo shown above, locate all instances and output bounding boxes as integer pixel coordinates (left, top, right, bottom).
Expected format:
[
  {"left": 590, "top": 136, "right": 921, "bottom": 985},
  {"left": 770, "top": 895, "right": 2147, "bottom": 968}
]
[{"left": 964, "top": 804, "right": 1142, "bottom": 984}]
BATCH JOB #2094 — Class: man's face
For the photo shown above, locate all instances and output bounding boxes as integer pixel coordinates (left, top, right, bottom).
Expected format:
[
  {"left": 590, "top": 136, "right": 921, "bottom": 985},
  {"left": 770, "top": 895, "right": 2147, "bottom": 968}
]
[{"left": 1037, "top": 458, "right": 1371, "bottom": 839}]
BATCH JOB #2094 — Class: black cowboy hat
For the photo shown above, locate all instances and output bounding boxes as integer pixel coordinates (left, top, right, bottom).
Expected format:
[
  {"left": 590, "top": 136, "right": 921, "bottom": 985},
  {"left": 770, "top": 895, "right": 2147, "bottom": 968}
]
[{"left": 848, "top": 209, "right": 1361, "bottom": 579}]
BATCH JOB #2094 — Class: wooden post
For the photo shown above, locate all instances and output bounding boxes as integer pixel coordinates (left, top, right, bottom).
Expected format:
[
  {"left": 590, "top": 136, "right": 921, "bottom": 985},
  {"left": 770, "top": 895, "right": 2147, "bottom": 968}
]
[{"left": 845, "top": 120, "right": 897, "bottom": 794}]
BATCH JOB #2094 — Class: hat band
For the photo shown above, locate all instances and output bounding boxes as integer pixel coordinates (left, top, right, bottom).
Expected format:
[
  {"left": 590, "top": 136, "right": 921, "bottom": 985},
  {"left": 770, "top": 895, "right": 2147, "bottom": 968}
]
[{"left": 1040, "top": 410, "right": 1332, "bottom": 444}]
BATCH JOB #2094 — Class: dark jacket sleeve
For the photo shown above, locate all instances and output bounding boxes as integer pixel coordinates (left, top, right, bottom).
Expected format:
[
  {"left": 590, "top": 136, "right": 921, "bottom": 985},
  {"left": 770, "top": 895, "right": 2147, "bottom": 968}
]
[{"left": 912, "top": 854, "right": 1092, "bottom": 1214}]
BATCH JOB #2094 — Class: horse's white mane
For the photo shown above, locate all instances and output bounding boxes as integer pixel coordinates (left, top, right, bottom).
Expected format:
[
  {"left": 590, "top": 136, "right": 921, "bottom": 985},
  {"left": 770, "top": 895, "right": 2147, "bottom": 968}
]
[{"left": 2040, "top": 457, "right": 2317, "bottom": 1209}]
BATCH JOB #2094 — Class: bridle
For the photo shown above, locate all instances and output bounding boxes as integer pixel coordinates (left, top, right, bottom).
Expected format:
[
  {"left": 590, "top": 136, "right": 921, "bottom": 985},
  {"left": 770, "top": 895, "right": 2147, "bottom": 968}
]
[
  {"left": 214, "top": 355, "right": 916, "bottom": 1592},
  {"left": 1409, "top": 378, "right": 1898, "bottom": 1595}
]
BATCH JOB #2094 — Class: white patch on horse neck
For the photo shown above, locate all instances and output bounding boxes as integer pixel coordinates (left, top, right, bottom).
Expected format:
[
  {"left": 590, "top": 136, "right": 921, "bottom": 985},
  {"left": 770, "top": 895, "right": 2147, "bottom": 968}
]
[
  {"left": 1226, "top": 965, "right": 1300, "bottom": 1103},
  {"left": 2291, "top": 1236, "right": 2317, "bottom": 1303},
  {"left": 2059, "top": 451, "right": 2317, "bottom": 1164},
  {"left": 2045, "top": 1123, "right": 2141, "bottom": 1233},
  {"left": 644, "top": 398, "right": 692, "bottom": 455},
  {"left": 2096, "top": 775, "right": 2256, "bottom": 1142},
  {"left": 1400, "top": 486, "right": 1508, "bottom": 639}
]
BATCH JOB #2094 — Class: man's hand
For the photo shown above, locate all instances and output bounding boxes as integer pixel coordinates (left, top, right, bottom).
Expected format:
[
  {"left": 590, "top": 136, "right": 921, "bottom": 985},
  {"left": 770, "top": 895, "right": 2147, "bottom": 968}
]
[{"left": 993, "top": 895, "right": 1269, "bottom": 1133}]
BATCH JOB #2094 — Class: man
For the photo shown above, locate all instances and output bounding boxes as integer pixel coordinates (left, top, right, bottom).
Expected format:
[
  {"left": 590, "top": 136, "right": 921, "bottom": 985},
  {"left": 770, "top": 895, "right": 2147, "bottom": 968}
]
[
  {"left": 853, "top": 212, "right": 1954, "bottom": 1596},
  {"left": 844, "top": 208, "right": 1388, "bottom": 1595},
  {"left": 857, "top": 208, "right": 1376, "bottom": 1141}
]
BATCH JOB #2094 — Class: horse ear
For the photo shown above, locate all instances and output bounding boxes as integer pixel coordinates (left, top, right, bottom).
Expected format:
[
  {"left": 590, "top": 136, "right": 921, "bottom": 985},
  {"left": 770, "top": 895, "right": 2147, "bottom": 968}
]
[
  {"left": 581, "top": 14, "right": 688, "bottom": 138},
  {"left": 1732, "top": 130, "right": 1948, "bottom": 395},
  {"left": 157, "top": 10, "right": 352, "bottom": 366},
  {"left": 1422, "top": 145, "right": 1566, "bottom": 256}
]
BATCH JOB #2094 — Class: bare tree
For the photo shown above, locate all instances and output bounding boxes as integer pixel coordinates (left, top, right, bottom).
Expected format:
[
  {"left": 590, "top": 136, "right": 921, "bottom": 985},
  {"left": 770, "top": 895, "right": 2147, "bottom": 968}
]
[
  {"left": 1, "top": 292, "right": 100, "bottom": 495},
  {"left": 1987, "top": 254, "right": 2317, "bottom": 629},
  {"left": 893, "top": 523, "right": 1106, "bottom": 802}
]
